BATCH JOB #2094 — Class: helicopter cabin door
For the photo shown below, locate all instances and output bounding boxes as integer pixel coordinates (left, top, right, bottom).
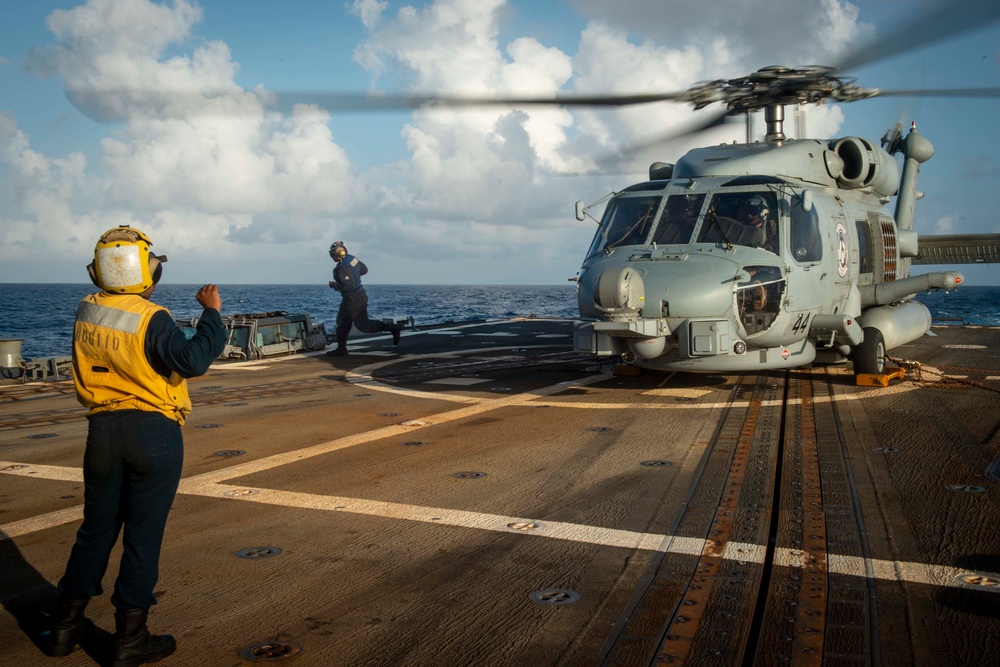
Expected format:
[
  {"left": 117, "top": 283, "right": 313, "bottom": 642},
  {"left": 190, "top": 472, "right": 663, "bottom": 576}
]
[{"left": 782, "top": 190, "right": 826, "bottom": 317}]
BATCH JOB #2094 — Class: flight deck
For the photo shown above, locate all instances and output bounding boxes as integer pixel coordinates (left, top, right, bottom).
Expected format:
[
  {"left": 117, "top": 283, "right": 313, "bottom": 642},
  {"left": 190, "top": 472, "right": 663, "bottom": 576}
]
[{"left": 1, "top": 319, "right": 998, "bottom": 666}]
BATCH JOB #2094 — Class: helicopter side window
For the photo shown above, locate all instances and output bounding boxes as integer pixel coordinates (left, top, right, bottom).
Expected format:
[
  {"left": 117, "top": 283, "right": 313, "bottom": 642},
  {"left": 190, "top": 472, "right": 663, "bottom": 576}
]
[
  {"left": 600, "top": 195, "right": 662, "bottom": 251},
  {"left": 790, "top": 198, "right": 822, "bottom": 262},
  {"left": 651, "top": 193, "right": 705, "bottom": 245},
  {"left": 698, "top": 192, "right": 778, "bottom": 252},
  {"left": 855, "top": 220, "right": 872, "bottom": 274}
]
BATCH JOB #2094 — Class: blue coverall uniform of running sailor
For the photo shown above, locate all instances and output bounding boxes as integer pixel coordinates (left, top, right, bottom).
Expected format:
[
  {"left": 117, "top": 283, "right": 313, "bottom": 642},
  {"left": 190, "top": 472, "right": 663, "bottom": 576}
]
[{"left": 327, "top": 241, "right": 403, "bottom": 356}]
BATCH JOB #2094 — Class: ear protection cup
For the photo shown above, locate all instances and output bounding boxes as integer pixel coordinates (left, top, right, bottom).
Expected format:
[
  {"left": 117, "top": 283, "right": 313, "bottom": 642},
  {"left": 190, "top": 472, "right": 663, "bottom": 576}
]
[
  {"left": 329, "top": 242, "right": 347, "bottom": 260},
  {"left": 87, "top": 261, "right": 101, "bottom": 289}
]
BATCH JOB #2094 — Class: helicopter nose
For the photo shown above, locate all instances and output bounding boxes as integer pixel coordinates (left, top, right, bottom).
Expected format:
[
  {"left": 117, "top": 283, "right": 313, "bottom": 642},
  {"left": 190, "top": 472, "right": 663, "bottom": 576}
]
[{"left": 651, "top": 255, "right": 742, "bottom": 319}]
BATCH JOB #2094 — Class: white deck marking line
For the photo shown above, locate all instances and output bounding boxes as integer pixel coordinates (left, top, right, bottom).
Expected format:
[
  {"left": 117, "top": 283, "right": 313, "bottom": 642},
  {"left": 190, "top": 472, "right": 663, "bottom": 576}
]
[
  {"left": 526, "top": 383, "right": 921, "bottom": 410},
  {"left": 184, "top": 373, "right": 610, "bottom": 485},
  {"left": 346, "top": 345, "right": 606, "bottom": 404},
  {"left": 0, "top": 506, "right": 84, "bottom": 540},
  {"left": 0, "top": 462, "right": 84, "bottom": 482},
  {"left": 5, "top": 464, "right": 995, "bottom": 593},
  {"left": 178, "top": 480, "right": 670, "bottom": 551},
  {"left": 348, "top": 346, "right": 921, "bottom": 407}
]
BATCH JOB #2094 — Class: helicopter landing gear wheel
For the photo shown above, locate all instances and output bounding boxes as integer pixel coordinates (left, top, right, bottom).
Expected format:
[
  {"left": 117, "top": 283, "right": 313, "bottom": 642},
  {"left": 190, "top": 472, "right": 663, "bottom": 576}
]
[{"left": 852, "top": 327, "right": 885, "bottom": 376}]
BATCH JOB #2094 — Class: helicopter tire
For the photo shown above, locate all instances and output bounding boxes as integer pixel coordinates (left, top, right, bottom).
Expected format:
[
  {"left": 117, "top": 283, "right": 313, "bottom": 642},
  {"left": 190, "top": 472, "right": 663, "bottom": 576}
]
[{"left": 852, "top": 327, "right": 886, "bottom": 376}]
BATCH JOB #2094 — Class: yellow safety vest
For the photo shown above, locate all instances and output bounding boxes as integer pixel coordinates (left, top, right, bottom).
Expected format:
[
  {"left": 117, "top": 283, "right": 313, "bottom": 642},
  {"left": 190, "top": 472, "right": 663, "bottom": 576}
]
[{"left": 72, "top": 293, "right": 193, "bottom": 424}]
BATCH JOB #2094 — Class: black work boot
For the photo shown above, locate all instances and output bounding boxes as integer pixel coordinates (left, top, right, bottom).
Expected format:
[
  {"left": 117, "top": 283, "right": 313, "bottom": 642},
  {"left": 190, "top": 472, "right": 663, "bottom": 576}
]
[
  {"left": 326, "top": 346, "right": 348, "bottom": 356},
  {"left": 111, "top": 607, "right": 176, "bottom": 667},
  {"left": 41, "top": 596, "right": 89, "bottom": 657}
]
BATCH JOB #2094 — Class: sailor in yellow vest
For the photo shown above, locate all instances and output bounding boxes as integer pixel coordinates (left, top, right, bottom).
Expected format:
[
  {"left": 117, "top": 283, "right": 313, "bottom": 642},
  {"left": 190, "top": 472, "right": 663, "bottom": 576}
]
[{"left": 42, "top": 226, "right": 226, "bottom": 666}]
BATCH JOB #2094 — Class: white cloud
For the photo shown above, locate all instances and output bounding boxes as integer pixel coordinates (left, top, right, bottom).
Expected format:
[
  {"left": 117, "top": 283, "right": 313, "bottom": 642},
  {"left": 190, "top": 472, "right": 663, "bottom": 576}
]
[
  {"left": 348, "top": 0, "right": 387, "bottom": 30},
  {"left": 5, "top": 0, "right": 373, "bottom": 282},
  {"left": 568, "top": 0, "right": 871, "bottom": 67},
  {"left": 931, "top": 214, "right": 958, "bottom": 234}
]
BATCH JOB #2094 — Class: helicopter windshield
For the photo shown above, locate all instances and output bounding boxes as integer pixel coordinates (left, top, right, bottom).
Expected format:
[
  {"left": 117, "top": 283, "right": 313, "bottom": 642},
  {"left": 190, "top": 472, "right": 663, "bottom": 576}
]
[
  {"left": 595, "top": 195, "right": 661, "bottom": 252},
  {"left": 698, "top": 191, "right": 779, "bottom": 253},
  {"left": 651, "top": 193, "right": 706, "bottom": 245}
]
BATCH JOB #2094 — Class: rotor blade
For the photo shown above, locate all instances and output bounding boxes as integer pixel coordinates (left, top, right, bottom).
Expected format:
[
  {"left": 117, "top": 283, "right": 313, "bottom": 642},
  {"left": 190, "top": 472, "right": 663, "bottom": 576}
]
[
  {"left": 873, "top": 87, "right": 1000, "bottom": 98},
  {"left": 69, "top": 87, "right": 702, "bottom": 123},
  {"left": 835, "top": 0, "right": 1000, "bottom": 73},
  {"left": 268, "top": 89, "right": 697, "bottom": 112},
  {"left": 587, "top": 109, "right": 736, "bottom": 173}
]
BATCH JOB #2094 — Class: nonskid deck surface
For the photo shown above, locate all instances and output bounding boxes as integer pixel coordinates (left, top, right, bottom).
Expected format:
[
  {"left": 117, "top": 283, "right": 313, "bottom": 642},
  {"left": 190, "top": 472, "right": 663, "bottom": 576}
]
[{"left": 1, "top": 319, "right": 998, "bottom": 666}]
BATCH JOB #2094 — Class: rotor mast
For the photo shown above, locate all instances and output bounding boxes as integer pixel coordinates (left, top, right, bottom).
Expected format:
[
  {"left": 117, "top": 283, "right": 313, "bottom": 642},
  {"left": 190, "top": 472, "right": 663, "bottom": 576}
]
[{"left": 763, "top": 104, "right": 785, "bottom": 142}]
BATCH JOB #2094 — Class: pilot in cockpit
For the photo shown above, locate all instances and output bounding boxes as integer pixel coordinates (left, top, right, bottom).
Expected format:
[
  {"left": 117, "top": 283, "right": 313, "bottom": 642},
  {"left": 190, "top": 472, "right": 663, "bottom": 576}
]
[{"left": 740, "top": 195, "right": 778, "bottom": 253}]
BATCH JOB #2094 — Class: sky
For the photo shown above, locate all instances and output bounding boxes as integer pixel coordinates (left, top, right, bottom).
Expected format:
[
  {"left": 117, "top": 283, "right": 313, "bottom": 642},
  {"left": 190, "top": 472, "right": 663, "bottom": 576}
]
[{"left": 1, "top": 0, "right": 998, "bottom": 287}]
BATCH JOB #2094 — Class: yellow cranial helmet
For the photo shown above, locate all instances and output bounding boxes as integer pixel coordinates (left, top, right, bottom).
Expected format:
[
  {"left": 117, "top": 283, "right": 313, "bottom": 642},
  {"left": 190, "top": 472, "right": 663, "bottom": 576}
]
[{"left": 87, "top": 225, "right": 167, "bottom": 295}]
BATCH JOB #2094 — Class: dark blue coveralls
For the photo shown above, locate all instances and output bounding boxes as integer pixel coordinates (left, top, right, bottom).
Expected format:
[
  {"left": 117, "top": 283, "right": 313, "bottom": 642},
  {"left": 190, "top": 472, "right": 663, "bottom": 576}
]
[
  {"left": 57, "top": 309, "right": 225, "bottom": 610},
  {"left": 332, "top": 254, "right": 391, "bottom": 349}
]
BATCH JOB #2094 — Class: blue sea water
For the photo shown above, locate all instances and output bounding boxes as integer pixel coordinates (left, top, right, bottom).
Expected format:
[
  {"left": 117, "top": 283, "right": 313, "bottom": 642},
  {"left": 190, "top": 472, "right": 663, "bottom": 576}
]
[
  {"left": 0, "top": 283, "right": 997, "bottom": 362},
  {"left": 0, "top": 283, "right": 580, "bottom": 361}
]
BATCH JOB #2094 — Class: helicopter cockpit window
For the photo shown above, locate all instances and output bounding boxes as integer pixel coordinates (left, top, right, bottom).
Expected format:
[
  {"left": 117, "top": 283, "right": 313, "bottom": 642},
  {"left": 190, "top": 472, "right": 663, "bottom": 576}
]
[
  {"left": 697, "top": 192, "right": 779, "bottom": 252},
  {"left": 651, "top": 193, "right": 706, "bottom": 245},
  {"left": 597, "top": 195, "right": 662, "bottom": 252},
  {"left": 790, "top": 197, "right": 822, "bottom": 262}
]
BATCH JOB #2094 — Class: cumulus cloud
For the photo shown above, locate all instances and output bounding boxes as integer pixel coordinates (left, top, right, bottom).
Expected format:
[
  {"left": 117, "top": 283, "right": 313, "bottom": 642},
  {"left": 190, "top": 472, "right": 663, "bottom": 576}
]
[
  {"left": 348, "top": 0, "right": 388, "bottom": 30},
  {"left": 568, "top": 0, "right": 871, "bottom": 67},
  {"left": 4, "top": 0, "right": 374, "bottom": 282},
  {"left": 930, "top": 214, "right": 959, "bottom": 234}
]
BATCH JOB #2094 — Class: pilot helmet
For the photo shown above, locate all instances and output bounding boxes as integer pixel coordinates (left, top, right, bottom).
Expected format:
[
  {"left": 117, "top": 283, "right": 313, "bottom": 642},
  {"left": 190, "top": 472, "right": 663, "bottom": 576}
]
[
  {"left": 329, "top": 241, "right": 347, "bottom": 261},
  {"left": 87, "top": 225, "right": 167, "bottom": 295},
  {"left": 744, "top": 195, "right": 770, "bottom": 221}
]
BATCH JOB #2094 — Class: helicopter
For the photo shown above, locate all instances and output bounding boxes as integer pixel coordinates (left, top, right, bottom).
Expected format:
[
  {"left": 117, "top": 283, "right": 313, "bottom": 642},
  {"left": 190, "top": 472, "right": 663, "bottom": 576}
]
[{"left": 566, "top": 67, "right": 996, "bottom": 377}]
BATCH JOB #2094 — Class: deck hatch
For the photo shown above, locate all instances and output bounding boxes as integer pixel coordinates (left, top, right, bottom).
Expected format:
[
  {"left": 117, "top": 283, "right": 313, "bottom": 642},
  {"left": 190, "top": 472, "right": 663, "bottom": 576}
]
[
  {"left": 235, "top": 547, "right": 283, "bottom": 559},
  {"left": 241, "top": 641, "right": 301, "bottom": 661},
  {"left": 452, "top": 471, "right": 487, "bottom": 479},
  {"left": 530, "top": 589, "right": 581, "bottom": 605},
  {"left": 955, "top": 573, "right": 1000, "bottom": 588}
]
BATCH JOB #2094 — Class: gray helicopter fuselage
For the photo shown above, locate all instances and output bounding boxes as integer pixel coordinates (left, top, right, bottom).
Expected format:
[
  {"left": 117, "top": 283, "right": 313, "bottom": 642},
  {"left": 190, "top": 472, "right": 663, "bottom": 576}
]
[{"left": 573, "top": 136, "right": 950, "bottom": 372}]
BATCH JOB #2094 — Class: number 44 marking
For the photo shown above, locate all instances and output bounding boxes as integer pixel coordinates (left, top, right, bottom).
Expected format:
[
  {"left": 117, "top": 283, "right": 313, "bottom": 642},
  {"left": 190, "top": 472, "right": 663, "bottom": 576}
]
[{"left": 791, "top": 313, "right": 811, "bottom": 334}]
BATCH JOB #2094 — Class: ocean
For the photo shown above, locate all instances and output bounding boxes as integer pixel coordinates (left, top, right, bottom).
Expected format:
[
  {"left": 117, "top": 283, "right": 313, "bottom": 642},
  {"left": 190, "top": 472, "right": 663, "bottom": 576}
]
[{"left": 1, "top": 283, "right": 997, "bottom": 362}]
